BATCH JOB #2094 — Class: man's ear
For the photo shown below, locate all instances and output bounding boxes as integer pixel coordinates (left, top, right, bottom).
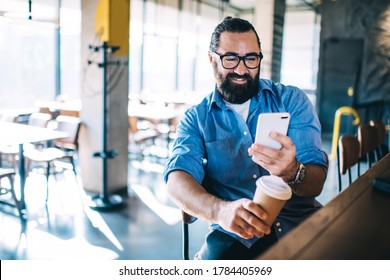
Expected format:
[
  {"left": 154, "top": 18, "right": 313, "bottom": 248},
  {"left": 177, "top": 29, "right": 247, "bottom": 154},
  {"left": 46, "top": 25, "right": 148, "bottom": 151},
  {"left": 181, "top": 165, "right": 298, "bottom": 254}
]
[{"left": 208, "top": 52, "right": 213, "bottom": 64}]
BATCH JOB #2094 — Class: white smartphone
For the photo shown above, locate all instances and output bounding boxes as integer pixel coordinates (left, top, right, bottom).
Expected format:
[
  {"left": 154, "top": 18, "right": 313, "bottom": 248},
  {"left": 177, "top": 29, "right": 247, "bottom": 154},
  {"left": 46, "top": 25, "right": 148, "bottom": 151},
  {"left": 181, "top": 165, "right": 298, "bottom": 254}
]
[{"left": 254, "top": 112, "right": 290, "bottom": 150}]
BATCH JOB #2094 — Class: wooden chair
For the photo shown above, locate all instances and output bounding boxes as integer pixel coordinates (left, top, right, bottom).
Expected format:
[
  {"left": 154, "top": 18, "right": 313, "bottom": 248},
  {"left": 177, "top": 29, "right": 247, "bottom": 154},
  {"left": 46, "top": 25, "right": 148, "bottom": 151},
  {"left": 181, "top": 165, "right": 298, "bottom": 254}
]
[
  {"left": 59, "top": 109, "right": 79, "bottom": 117},
  {"left": 370, "top": 119, "right": 386, "bottom": 159},
  {"left": 24, "top": 115, "right": 81, "bottom": 201},
  {"left": 337, "top": 134, "right": 360, "bottom": 192},
  {"left": 358, "top": 124, "right": 379, "bottom": 169}
]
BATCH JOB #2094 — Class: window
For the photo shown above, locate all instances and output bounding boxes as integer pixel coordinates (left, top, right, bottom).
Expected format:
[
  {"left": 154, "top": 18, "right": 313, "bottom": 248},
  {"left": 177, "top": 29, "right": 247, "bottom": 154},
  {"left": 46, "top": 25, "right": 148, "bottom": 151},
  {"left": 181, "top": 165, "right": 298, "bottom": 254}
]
[
  {"left": 0, "top": 0, "right": 81, "bottom": 110},
  {"left": 281, "top": 9, "right": 320, "bottom": 91}
]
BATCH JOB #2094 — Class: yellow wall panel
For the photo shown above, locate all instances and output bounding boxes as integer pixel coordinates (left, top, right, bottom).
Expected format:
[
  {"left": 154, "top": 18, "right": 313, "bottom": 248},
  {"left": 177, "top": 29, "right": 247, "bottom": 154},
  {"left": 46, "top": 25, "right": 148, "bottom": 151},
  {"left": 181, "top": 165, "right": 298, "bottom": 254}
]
[{"left": 95, "top": 0, "right": 130, "bottom": 56}]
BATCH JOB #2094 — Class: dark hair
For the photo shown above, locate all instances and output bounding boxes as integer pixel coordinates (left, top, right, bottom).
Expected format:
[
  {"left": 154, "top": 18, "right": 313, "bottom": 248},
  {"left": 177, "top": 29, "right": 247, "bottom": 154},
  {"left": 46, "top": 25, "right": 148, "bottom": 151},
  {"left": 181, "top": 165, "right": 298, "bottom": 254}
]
[{"left": 209, "top": 16, "right": 261, "bottom": 52}]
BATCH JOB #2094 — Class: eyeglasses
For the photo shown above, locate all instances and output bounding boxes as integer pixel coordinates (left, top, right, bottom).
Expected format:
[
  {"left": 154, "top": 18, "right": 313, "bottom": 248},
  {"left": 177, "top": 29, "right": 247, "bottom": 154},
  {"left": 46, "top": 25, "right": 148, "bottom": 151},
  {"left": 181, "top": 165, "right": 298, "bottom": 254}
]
[{"left": 212, "top": 51, "right": 263, "bottom": 69}]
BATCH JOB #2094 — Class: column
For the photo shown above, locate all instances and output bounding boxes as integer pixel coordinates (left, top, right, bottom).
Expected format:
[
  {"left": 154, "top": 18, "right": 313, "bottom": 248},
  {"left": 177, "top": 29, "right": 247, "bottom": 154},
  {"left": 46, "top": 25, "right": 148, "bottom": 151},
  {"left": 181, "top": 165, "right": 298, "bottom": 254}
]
[{"left": 79, "top": 0, "right": 129, "bottom": 195}]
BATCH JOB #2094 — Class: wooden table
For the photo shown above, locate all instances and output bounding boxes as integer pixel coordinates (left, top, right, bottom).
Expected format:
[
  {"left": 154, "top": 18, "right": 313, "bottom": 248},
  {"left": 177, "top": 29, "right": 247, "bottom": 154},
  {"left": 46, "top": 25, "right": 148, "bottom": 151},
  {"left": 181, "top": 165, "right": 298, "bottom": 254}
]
[
  {"left": 0, "top": 121, "right": 68, "bottom": 220},
  {"left": 257, "top": 153, "right": 390, "bottom": 260},
  {"left": 35, "top": 100, "right": 81, "bottom": 117}
]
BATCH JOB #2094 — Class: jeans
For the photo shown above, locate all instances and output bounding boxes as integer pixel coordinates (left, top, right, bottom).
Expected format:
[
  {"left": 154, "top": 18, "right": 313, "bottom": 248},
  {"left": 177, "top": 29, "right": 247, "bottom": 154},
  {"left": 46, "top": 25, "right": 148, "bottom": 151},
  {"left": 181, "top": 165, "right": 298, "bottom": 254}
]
[{"left": 194, "top": 228, "right": 277, "bottom": 260}]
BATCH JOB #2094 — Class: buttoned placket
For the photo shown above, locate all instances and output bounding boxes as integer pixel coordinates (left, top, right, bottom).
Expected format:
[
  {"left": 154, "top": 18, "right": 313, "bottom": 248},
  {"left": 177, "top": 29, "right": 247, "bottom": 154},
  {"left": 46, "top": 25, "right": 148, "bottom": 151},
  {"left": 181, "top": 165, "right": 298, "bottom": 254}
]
[
  {"left": 274, "top": 219, "right": 283, "bottom": 239},
  {"left": 242, "top": 129, "right": 259, "bottom": 181}
]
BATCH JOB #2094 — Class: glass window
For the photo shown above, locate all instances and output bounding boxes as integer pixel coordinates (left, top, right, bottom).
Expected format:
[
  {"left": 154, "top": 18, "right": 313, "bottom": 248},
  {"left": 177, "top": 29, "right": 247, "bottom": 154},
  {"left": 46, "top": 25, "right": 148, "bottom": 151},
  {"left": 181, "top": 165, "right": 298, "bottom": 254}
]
[
  {"left": 129, "top": 0, "right": 143, "bottom": 95},
  {"left": 0, "top": 18, "right": 56, "bottom": 109},
  {"left": 129, "top": 0, "right": 227, "bottom": 98},
  {"left": 143, "top": 35, "right": 177, "bottom": 93},
  {"left": 60, "top": 3, "right": 82, "bottom": 101},
  {"left": 281, "top": 10, "right": 320, "bottom": 91},
  {"left": 0, "top": 0, "right": 81, "bottom": 110},
  {"left": 194, "top": 3, "right": 220, "bottom": 93},
  {"left": 142, "top": 0, "right": 179, "bottom": 94}
]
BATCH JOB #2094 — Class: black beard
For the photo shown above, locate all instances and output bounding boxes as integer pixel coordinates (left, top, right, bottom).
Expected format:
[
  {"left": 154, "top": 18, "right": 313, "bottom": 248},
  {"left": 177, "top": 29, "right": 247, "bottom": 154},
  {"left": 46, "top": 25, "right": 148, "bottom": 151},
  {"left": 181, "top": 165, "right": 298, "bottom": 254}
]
[{"left": 218, "top": 72, "right": 259, "bottom": 104}]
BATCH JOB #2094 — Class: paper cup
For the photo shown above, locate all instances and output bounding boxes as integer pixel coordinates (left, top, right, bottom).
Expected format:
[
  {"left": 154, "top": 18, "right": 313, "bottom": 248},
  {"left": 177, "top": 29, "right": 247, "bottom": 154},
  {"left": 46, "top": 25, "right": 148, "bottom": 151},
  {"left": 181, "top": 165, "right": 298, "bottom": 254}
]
[{"left": 253, "top": 175, "right": 292, "bottom": 226}]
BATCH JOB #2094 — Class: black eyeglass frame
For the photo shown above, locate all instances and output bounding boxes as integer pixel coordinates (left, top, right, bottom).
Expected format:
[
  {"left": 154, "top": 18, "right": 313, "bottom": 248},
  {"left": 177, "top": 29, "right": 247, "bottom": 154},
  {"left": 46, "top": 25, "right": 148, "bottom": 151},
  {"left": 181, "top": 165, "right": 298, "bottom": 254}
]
[{"left": 212, "top": 51, "right": 263, "bottom": 69}]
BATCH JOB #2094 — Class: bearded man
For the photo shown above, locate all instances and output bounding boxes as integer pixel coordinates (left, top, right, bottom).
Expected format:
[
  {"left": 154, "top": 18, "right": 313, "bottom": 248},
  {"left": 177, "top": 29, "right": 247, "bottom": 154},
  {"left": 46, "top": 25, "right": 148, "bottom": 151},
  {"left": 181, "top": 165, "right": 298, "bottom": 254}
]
[{"left": 164, "top": 17, "right": 328, "bottom": 260}]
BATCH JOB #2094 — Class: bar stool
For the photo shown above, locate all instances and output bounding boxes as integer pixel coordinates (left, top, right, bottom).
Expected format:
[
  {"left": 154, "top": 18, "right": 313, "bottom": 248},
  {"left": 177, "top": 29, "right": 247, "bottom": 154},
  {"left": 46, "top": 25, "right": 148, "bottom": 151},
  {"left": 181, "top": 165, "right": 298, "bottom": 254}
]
[
  {"left": 337, "top": 134, "right": 360, "bottom": 192},
  {"left": 358, "top": 124, "right": 379, "bottom": 170},
  {"left": 370, "top": 119, "right": 386, "bottom": 159}
]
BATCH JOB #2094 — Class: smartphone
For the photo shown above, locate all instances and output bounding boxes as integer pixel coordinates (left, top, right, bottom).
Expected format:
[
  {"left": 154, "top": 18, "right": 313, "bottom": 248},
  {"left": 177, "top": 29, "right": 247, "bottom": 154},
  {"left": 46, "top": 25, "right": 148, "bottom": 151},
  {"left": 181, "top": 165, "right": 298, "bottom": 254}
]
[{"left": 254, "top": 112, "right": 290, "bottom": 150}]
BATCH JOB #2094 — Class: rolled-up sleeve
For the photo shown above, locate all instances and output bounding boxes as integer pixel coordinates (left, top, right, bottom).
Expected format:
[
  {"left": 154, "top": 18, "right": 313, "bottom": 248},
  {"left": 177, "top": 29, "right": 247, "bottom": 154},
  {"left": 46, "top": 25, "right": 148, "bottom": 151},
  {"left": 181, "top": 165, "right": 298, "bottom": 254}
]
[
  {"left": 163, "top": 108, "right": 206, "bottom": 184},
  {"left": 283, "top": 86, "right": 327, "bottom": 169}
]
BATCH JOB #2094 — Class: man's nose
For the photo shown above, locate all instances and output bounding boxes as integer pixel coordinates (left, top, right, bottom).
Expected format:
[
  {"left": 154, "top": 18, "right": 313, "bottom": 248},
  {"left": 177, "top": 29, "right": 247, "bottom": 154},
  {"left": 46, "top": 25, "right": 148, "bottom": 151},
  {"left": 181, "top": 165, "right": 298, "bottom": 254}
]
[{"left": 234, "top": 59, "right": 249, "bottom": 75}]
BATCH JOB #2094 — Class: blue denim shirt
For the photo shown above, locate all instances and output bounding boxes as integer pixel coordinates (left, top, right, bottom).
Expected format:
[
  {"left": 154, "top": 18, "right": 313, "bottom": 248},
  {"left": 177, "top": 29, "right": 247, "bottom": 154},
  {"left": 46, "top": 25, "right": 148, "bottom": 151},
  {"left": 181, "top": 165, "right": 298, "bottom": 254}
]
[{"left": 164, "top": 79, "right": 327, "bottom": 248}]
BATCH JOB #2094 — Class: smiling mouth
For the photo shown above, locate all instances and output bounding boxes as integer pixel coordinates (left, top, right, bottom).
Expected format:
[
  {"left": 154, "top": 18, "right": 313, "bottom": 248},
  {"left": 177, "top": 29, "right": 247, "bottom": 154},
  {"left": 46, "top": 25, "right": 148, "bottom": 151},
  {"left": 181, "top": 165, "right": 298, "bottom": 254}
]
[{"left": 230, "top": 76, "right": 248, "bottom": 84}]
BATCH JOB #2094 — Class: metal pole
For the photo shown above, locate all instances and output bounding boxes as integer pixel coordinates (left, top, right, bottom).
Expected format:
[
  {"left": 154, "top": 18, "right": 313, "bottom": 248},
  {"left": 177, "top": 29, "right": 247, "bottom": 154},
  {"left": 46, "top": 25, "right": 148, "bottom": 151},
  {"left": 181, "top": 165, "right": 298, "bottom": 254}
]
[
  {"left": 89, "top": 42, "right": 124, "bottom": 211},
  {"left": 102, "top": 41, "right": 108, "bottom": 201}
]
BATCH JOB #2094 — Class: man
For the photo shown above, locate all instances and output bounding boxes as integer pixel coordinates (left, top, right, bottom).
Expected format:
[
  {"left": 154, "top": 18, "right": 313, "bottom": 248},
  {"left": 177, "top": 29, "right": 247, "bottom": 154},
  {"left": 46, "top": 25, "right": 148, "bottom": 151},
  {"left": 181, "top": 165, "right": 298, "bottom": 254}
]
[{"left": 163, "top": 17, "right": 327, "bottom": 260}]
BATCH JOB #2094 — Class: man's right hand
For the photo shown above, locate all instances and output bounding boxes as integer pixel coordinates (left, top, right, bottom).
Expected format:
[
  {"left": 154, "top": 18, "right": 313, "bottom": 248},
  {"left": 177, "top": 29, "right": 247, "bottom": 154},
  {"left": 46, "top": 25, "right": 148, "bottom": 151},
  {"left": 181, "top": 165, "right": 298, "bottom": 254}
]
[
  {"left": 217, "top": 198, "right": 271, "bottom": 239},
  {"left": 167, "top": 171, "right": 271, "bottom": 239}
]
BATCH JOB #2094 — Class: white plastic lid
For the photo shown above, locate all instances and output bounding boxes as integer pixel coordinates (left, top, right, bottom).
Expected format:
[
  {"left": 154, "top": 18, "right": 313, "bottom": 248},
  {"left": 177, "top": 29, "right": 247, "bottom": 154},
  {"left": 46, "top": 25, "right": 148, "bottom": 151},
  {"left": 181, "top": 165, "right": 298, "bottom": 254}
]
[{"left": 257, "top": 175, "right": 292, "bottom": 200}]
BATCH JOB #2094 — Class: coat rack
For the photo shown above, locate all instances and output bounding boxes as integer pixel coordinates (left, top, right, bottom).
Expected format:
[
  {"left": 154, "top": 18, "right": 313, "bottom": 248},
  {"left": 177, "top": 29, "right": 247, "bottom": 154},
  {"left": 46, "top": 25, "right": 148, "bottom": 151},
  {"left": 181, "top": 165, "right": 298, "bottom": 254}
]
[{"left": 87, "top": 42, "right": 124, "bottom": 211}]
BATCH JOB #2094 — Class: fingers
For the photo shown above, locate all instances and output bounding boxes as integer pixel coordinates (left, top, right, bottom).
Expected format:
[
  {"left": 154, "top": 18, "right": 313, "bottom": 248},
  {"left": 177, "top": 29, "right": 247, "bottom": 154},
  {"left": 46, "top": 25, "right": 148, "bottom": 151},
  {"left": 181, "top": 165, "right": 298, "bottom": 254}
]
[
  {"left": 269, "top": 131, "right": 294, "bottom": 148},
  {"left": 233, "top": 217, "right": 269, "bottom": 239},
  {"left": 220, "top": 200, "right": 271, "bottom": 239},
  {"left": 249, "top": 132, "right": 294, "bottom": 155},
  {"left": 248, "top": 132, "right": 296, "bottom": 176},
  {"left": 240, "top": 201, "right": 271, "bottom": 238}
]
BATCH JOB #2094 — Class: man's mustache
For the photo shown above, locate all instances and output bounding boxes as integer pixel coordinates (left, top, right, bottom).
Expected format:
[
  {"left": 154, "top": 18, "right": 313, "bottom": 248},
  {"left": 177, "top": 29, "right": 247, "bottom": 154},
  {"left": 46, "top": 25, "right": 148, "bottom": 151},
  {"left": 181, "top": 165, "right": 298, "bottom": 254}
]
[{"left": 226, "top": 73, "right": 252, "bottom": 80}]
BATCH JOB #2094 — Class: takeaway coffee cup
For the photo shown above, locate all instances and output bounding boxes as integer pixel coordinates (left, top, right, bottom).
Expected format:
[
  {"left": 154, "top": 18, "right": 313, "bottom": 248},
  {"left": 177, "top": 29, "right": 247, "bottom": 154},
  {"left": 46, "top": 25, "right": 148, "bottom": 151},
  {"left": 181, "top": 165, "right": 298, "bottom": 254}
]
[{"left": 253, "top": 175, "right": 292, "bottom": 226}]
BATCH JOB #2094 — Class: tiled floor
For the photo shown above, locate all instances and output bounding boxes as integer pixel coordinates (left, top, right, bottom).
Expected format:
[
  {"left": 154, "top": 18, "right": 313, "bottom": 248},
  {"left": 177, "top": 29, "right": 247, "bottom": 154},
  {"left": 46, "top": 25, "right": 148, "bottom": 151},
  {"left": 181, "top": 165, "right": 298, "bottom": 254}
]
[{"left": 0, "top": 136, "right": 369, "bottom": 260}]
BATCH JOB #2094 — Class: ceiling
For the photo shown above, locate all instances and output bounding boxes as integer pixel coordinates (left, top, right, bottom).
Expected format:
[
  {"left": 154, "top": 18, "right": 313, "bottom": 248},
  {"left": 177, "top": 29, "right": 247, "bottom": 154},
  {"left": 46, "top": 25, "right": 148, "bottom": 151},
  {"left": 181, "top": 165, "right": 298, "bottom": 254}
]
[
  {"left": 227, "top": 0, "right": 321, "bottom": 12},
  {"left": 0, "top": 0, "right": 322, "bottom": 17}
]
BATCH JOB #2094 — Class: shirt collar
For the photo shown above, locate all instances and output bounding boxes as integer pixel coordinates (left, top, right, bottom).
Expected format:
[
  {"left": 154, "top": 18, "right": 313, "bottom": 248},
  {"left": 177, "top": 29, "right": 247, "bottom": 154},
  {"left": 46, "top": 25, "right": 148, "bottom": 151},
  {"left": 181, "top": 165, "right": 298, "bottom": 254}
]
[{"left": 208, "top": 86, "right": 228, "bottom": 112}]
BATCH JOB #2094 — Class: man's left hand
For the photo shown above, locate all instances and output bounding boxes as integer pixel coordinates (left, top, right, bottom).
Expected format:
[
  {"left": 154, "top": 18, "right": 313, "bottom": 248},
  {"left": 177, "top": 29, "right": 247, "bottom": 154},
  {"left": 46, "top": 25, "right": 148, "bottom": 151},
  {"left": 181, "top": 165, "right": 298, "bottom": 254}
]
[{"left": 248, "top": 131, "right": 298, "bottom": 182}]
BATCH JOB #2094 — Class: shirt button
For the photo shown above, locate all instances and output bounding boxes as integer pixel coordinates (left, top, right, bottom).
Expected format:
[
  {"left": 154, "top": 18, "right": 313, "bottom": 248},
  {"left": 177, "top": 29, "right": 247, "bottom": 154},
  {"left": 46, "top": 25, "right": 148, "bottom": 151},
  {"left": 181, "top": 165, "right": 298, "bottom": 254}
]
[
  {"left": 243, "top": 131, "right": 248, "bottom": 135},
  {"left": 253, "top": 174, "right": 257, "bottom": 179},
  {"left": 276, "top": 222, "right": 281, "bottom": 227},
  {"left": 278, "top": 228, "right": 282, "bottom": 232}
]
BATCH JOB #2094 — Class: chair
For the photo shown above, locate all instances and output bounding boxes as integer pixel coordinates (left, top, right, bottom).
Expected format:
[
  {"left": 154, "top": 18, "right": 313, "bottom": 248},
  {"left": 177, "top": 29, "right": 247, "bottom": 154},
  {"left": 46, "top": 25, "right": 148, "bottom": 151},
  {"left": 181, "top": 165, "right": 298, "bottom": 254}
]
[
  {"left": 28, "top": 112, "right": 52, "bottom": 128},
  {"left": 0, "top": 167, "right": 23, "bottom": 220},
  {"left": 59, "top": 109, "right": 79, "bottom": 117},
  {"left": 337, "top": 134, "right": 360, "bottom": 192},
  {"left": 182, "top": 210, "right": 198, "bottom": 260},
  {"left": 358, "top": 123, "right": 379, "bottom": 169},
  {"left": 370, "top": 119, "right": 386, "bottom": 159},
  {"left": 128, "top": 116, "right": 158, "bottom": 160},
  {"left": 0, "top": 112, "right": 52, "bottom": 168},
  {"left": 0, "top": 115, "right": 18, "bottom": 167},
  {"left": 24, "top": 115, "right": 81, "bottom": 201}
]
